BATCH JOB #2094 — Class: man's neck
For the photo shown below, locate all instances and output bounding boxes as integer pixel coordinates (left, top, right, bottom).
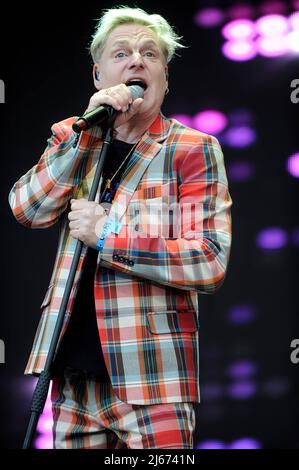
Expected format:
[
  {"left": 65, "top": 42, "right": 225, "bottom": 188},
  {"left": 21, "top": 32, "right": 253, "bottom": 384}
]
[{"left": 114, "top": 112, "right": 159, "bottom": 144}]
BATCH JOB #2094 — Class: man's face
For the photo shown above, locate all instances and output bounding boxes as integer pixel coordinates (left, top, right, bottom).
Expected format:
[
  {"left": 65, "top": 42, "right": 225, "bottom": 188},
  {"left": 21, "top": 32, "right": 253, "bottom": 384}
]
[{"left": 94, "top": 23, "right": 168, "bottom": 118}]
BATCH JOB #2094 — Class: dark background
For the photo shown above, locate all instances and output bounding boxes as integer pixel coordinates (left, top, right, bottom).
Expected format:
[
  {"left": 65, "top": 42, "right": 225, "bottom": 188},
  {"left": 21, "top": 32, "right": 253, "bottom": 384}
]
[{"left": 0, "top": 0, "right": 298, "bottom": 448}]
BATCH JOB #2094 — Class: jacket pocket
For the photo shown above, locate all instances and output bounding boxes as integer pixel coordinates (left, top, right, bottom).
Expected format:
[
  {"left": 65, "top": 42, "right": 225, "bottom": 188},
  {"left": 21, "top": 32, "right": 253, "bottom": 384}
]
[
  {"left": 40, "top": 283, "right": 55, "bottom": 308},
  {"left": 146, "top": 310, "right": 199, "bottom": 334}
]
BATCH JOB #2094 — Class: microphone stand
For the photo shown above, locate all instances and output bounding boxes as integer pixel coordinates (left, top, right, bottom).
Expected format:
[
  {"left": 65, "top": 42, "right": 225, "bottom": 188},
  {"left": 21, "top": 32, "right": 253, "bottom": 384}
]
[{"left": 22, "top": 119, "right": 116, "bottom": 449}]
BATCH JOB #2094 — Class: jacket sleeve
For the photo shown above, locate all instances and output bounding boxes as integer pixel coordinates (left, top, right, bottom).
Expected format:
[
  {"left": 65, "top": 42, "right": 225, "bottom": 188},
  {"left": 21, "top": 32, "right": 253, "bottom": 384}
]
[
  {"left": 99, "top": 136, "right": 233, "bottom": 294},
  {"left": 8, "top": 117, "right": 95, "bottom": 228}
]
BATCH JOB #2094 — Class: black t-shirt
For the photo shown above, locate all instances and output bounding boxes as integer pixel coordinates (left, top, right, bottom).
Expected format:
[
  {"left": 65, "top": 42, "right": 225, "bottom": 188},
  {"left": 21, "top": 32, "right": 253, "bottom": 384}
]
[{"left": 52, "top": 138, "right": 135, "bottom": 380}]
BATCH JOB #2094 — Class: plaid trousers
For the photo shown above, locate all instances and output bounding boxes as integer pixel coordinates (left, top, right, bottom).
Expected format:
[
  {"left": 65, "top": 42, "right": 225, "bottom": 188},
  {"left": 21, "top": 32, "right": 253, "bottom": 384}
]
[{"left": 51, "top": 368, "right": 196, "bottom": 449}]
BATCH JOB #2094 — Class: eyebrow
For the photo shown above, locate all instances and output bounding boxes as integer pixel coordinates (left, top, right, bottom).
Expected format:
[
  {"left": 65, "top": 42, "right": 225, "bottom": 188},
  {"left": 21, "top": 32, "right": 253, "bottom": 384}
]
[{"left": 111, "top": 39, "right": 160, "bottom": 49}]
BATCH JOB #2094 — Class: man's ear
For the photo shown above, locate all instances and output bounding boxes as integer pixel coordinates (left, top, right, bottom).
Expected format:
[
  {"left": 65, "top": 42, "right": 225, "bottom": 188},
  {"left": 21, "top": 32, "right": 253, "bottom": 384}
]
[
  {"left": 165, "top": 65, "right": 169, "bottom": 92},
  {"left": 93, "top": 64, "right": 101, "bottom": 89}
]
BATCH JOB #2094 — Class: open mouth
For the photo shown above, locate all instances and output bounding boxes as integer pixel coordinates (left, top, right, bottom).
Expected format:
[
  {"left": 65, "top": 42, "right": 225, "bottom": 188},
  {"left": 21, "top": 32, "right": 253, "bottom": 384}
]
[{"left": 126, "top": 79, "right": 148, "bottom": 91}]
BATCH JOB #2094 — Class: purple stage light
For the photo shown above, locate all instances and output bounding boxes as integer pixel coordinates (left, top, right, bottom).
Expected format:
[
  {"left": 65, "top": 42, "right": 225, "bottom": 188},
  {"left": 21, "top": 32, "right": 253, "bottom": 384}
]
[
  {"left": 293, "top": 0, "right": 299, "bottom": 11},
  {"left": 226, "top": 162, "right": 254, "bottom": 182},
  {"left": 34, "top": 435, "right": 53, "bottom": 449},
  {"left": 194, "top": 8, "right": 225, "bottom": 28},
  {"left": 227, "top": 360, "right": 257, "bottom": 379},
  {"left": 170, "top": 114, "right": 192, "bottom": 127},
  {"left": 287, "top": 31, "right": 299, "bottom": 52},
  {"left": 222, "top": 19, "right": 256, "bottom": 40},
  {"left": 34, "top": 391, "right": 53, "bottom": 449},
  {"left": 224, "top": 126, "right": 256, "bottom": 147},
  {"left": 227, "top": 304, "right": 256, "bottom": 325},
  {"left": 228, "top": 4, "right": 255, "bottom": 20},
  {"left": 256, "top": 35, "right": 289, "bottom": 57},
  {"left": 227, "top": 161, "right": 255, "bottom": 182},
  {"left": 259, "top": 1, "right": 288, "bottom": 15},
  {"left": 256, "top": 227, "right": 288, "bottom": 249},
  {"left": 192, "top": 110, "right": 228, "bottom": 134},
  {"left": 256, "top": 14, "right": 289, "bottom": 36},
  {"left": 229, "top": 438, "right": 262, "bottom": 449},
  {"left": 197, "top": 440, "right": 226, "bottom": 449},
  {"left": 287, "top": 152, "right": 299, "bottom": 177},
  {"left": 227, "top": 380, "right": 257, "bottom": 399},
  {"left": 289, "top": 11, "right": 299, "bottom": 30},
  {"left": 222, "top": 40, "right": 257, "bottom": 61},
  {"left": 229, "top": 109, "right": 254, "bottom": 126},
  {"left": 37, "top": 416, "right": 53, "bottom": 434}
]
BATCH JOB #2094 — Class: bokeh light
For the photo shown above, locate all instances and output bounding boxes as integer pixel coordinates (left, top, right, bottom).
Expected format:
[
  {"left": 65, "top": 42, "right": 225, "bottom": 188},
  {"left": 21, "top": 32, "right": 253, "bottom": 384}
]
[
  {"left": 289, "top": 11, "right": 299, "bottom": 30},
  {"left": 228, "top": 438, "right": 262, "bottom": 449},
  {"left": 227, "top": 380, "right": 257, "bottom": 399},
  {"left": 256, "top": 14, "right": 289, "bottom": 36},
  {"left": 197, "top": 440, "right": 226, "bottom": 449},
  {"left": 34, "top": 391, "right": 53, "bottom": 449},
  {"left": 287, "top": 31, "right": 299, "bottom": 52},
  {"left": 193, "top": 110, "right": 228, "bottom": 134},
  {"left": 222, "top": 19, "right": 256, "bottom": 40},
  {"left": 222, "top": 40, "right": 258, "bottom": 61},
  {"left": 287, "top": 152, "right": 299, "bottom": 177},
  {"left": 256, "top": 35, "right": 289, "bottom": 57},
  {"left": 229, "top": 109, "right": 254, "bottom": 126},
  {"left": 37, "top": 416, "right": 53, "bottom": 434},
  {"left": 227, "top": 161, "right": 255, "bottom": 182},
  {"left": 34, "top": 435, "right": 53, "bottom": 449},
  {"left": 228, "top": 4, "right": 255, "bottom": 20},
  {"left": 170, "top": 113, "right": 193, "bottom": 127},
  {"left": 221, "top": 8, "right": 299, "bottom": 60},
  {"left": 259, "top": 0, "right": 288, "bottom": 15},
  {"left": 227, "top": 304, "right": 257, "bottom": 325},
  {"left": 224, "top": 126, "right": 256, "bottom": 147},
  {"left": 256, "top": 227, "right": 288, "bottom": 249},
  {"left": 197, "top": 437, "right": 262, "bottom": 449},
  {"left": 227, "top": 360, "right": 258, "bottom": 379},
  {"left": 194, "top": 8, "right": 225, "bottom": 28}
]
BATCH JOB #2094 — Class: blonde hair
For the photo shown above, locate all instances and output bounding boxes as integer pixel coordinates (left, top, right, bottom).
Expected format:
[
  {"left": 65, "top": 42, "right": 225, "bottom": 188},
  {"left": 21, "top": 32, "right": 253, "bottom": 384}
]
[{"left": 90, "top": 6, "right": 186, "bottom": 64}]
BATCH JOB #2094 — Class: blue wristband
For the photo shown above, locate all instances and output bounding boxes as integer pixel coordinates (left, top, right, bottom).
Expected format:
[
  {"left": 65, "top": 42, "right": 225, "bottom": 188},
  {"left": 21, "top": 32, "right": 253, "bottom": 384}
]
[{"left": 96, "top": 217, "right": 123, "bottom": 252}]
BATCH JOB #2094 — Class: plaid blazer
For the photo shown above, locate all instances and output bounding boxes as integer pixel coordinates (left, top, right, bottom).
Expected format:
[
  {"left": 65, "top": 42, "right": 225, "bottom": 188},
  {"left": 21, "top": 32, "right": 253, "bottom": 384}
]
[{"left": 9, "top": 112, "right": 232, "bottom": 405}]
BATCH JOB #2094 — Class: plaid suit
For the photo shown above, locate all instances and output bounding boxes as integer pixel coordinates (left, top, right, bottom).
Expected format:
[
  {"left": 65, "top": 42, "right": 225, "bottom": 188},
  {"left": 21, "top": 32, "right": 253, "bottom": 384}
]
[{"left": 9, "top": 112, "right": 232, "bottom": 405}]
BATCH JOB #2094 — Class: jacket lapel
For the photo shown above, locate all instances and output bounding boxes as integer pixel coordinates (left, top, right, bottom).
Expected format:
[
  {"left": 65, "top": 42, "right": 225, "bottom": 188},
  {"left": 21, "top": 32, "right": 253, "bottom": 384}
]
[
  {"left": 82, "top": 112, "right": 171, "bottom": 221},
  {"left": 109, "top": 112, "right": 171, "bottom": 221}
]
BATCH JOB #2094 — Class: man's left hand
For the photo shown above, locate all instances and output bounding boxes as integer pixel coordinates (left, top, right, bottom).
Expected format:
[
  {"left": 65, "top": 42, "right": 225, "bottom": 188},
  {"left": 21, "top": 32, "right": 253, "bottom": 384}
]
[{"left": 68, "top": 198, "right": 108, "bottom": 248}]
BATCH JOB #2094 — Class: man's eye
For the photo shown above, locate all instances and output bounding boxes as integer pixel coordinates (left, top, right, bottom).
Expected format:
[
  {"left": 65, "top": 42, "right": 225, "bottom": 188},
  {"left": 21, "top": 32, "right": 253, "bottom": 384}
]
[
  {"left": 115, "top": 52, "right": 127, "bottom": 58},
  {"left": 144, "top": 51, "right": 154, "bottom": 57}
]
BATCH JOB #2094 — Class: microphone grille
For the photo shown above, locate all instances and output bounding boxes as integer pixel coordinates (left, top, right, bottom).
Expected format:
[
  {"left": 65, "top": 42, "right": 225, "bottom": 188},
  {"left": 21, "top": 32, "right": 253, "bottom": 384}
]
[{"left": 128, "top": 84, "right": 144, "bottom": 100}]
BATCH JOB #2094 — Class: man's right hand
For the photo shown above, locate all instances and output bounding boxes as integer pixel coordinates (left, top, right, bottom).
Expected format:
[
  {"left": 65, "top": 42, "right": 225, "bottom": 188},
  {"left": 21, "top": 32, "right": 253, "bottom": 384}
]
[{"left": 84, "top": 83, "right": 144, "bottom": 128}]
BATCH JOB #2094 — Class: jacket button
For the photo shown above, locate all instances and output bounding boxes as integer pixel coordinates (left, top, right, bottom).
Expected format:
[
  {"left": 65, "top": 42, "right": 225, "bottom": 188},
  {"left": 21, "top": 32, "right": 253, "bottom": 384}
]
[
  {"left": 129, "top": 260, "right": 135, "bottom": 266},
  {"left": 113, "top": 254, "right": 119, "bottom": 261},
  {"left": 118, "top": 256, "right": 124, "bottom": 263}
]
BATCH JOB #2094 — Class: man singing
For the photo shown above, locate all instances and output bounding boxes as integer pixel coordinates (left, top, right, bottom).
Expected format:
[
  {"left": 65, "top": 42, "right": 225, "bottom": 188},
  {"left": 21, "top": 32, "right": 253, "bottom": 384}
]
[{"left": 8, "top": 6, "right": 232, "bottom": 449}]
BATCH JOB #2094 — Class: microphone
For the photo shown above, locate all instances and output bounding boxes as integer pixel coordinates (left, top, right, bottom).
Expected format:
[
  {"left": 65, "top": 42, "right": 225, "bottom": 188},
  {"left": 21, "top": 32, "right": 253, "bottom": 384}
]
[{"left": 72, "top": 81, "right": 145, "bottom": 133}]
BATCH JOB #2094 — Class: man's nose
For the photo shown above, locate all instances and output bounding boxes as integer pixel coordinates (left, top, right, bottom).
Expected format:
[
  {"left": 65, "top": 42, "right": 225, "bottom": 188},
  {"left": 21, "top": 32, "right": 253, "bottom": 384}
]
[{"left": 130, "top": 52, "right": 144, "bottom": 68}]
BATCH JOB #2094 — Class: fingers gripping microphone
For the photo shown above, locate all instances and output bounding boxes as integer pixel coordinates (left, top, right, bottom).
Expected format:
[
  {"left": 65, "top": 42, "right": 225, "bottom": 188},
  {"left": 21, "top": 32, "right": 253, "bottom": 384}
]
[{"left": 72, "top": 81, "right": 144, "bottom": 133}]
